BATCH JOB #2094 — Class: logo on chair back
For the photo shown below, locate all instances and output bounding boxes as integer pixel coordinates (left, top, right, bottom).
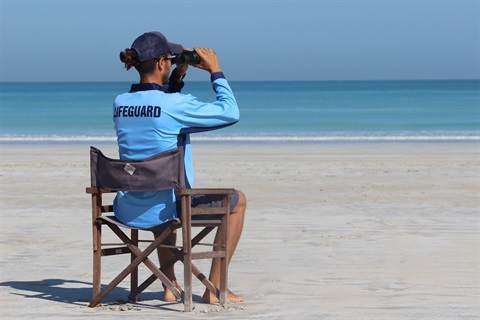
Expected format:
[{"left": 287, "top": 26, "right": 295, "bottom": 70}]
[{"left": 124, "top": 163, "right": 136, "bottom": 176}]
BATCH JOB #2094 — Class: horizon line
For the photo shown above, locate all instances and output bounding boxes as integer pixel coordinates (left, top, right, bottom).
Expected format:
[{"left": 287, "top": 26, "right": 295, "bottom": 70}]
[{"left": 1, "top": 78, "right": 479, "bottom": 84}]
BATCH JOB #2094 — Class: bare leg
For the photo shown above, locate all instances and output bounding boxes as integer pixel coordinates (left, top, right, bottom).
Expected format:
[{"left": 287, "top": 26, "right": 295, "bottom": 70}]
[
  {"left": 203, "top": 190, "right": 246, "bottom": 303},
  {"left": 154, "top": 230, "right": 181, "bottom": 302}
]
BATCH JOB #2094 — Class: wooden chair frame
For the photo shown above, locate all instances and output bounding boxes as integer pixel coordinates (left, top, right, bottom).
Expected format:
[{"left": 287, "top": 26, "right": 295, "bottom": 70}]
[{"left": 86, "top": 147, "right": 234, "bottom": 312}]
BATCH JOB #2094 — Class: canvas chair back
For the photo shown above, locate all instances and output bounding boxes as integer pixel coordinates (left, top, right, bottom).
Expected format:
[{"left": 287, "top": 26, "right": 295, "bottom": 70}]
[{"left": 90, "top": 146, "right": 186, "bottom": 191}]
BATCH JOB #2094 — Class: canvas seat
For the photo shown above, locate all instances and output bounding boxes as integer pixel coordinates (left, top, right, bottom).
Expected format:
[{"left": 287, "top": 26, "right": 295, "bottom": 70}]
[{"left": 86, "top": 146, "right": 233, "bottom": 312}]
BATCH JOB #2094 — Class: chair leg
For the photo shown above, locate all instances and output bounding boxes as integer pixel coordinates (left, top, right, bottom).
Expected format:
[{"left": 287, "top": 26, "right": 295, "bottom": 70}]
[
  {"left": 130, "top": 229, "right": 138, "bottom": 298},
  {"left": 91, "top": 193, "right": 102, "bottom": 299},
  {"left": 92, "top": 221, "right": 102, "bottom": 299},
  {"left": 182, "top": 195, "right": 193, "bottom": 312},
  {"left": 219, "top": 225, "right": 228, "bottom": 306},
  {"left": 219, "top": 195, "right": 230, "bottom": 306}
]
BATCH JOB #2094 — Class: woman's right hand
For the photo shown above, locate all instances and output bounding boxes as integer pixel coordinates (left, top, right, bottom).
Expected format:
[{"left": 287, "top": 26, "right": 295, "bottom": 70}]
[{"left": 193, "top": 48, "right": 222, "bottom": 74}]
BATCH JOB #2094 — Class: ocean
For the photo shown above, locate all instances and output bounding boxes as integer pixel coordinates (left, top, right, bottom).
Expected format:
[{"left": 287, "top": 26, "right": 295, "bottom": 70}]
[{"left": 1, "top": 80, "right": 479, "bottom": 142}]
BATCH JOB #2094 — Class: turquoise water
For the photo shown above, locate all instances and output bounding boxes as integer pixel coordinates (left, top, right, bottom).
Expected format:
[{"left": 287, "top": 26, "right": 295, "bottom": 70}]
[{"left": 1, "top": 80, "right": 479, "bottom": 142}]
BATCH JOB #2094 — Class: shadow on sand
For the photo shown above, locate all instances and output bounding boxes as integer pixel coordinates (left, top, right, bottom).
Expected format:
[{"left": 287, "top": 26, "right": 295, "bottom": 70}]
[{"left": 0, "top": 278, "right": 202, "bottom": 311}]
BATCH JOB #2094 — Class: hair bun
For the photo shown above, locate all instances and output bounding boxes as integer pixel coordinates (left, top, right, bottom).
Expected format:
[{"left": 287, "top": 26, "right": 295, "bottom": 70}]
[{"left": 119, "top": 48, "right": 139, "bottom": 70}]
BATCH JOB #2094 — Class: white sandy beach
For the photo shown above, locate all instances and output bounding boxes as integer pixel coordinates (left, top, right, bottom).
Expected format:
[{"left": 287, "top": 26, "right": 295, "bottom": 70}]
[{"left": 0, "top": 141, "right": 479, "bottom": 319}]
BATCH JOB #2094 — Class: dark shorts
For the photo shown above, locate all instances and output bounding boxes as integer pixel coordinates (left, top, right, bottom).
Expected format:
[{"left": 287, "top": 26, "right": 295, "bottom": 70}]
[
  {"left": 148, "top": 191, "right": 239, "bottom": 233},
  {"left": 191, "top": 190, "right": 239, "bottom": 212}
]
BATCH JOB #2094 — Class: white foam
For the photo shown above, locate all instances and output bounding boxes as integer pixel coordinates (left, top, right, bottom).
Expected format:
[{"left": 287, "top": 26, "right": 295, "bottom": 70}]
[
  {"left": 0, "top": 135, "right": 117, "bottom": 142},
  {"left": 194, "top": 136, "right": 480, "bottom": 142},
  {"left": 1, "top": 134, "right": 479, "bottom": 143}
]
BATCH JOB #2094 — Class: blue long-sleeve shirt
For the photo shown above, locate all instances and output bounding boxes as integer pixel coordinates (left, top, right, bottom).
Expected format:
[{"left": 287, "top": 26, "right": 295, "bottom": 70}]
[{"left": 113, "top": 72, "right": 239, "bottom": 228}]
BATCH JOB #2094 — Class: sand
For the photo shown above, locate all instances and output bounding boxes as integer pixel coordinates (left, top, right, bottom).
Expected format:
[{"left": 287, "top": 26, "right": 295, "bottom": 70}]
[{"left": 1, "top": 141, "right": 479, "bottom": 319}]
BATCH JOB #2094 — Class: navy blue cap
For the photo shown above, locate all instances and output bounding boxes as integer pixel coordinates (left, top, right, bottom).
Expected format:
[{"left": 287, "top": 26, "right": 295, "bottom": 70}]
[{"left": 131, "top": 32, "right": 183, "bottom": 62}]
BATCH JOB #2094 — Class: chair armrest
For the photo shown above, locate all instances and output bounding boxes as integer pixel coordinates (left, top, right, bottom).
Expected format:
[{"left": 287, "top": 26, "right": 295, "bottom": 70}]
[
  {"left": 174, "top": 188, "right": 235, "bottom": 196},
  {"left": 86, "top": 187, "right": 117, "bottom": 194},
  {"left": 87, "top": 187, "right": 234, "bottom": 195}
]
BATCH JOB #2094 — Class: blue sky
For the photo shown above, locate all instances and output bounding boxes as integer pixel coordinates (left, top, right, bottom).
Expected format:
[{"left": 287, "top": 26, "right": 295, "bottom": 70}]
[{"left": 1, "top": 0, "right": 479, "bottom": 82}]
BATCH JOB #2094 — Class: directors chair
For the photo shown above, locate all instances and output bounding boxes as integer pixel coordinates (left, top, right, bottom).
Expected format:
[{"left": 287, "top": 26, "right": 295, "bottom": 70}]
[{"left": 86, "top": 146, "right": 234, "bottom": 312}]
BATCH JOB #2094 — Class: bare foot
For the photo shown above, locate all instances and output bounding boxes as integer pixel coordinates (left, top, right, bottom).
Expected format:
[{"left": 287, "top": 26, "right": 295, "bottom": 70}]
[
  {"left": 163, "top": 281, "right": 182, "bottom": 302},
  {"left": 202, "top": 289, "right": 244, "bottom": 303}
]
